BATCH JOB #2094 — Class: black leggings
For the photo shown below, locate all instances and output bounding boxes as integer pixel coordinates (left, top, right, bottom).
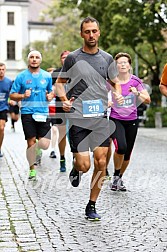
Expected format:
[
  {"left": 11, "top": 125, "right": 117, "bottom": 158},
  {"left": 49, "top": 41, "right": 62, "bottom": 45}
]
[{"left": 110, "top": 118, "right": 139, "bottom": 161}]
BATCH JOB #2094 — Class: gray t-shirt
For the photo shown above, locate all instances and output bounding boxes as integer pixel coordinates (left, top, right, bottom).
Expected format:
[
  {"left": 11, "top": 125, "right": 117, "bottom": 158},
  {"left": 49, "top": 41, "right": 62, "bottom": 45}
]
[{"left": 59, "top": 48, "right": 117, "bottom": 119}]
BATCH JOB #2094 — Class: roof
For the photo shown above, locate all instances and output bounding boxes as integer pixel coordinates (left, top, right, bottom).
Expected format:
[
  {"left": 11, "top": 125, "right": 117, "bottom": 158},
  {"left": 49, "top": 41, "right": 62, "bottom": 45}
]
[{"left": 28, "top": 0, "right": 52, "bottom": 23}]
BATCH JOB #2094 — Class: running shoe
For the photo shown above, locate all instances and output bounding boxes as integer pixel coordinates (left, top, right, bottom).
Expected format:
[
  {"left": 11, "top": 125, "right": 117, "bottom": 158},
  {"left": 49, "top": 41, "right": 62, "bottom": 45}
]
[
  {"left": 105, "top": 168, "right": 111, "bottom": 180},
  {"left": 110, "top": 175, "right": 120, "bottom": 191},
  {"left": 49, "top": 151, "right": 57, "bottom": 158},
  {"left": 0, "top": 151, "right": 3, "bottom": 158},
  {"left": 28, "top": 169, "right": 37, "bottom": 180},
  {"left": 85, "top": 203, "right": 101, "bottom": 221},
  {"left": 69, "top": 167, "right": 82, "bottom": 187},
  {"left": 60, "top": 159, "right": 66, "bottom": 172},
  {"left": 11, "top": 125, "right": 15, "bottom": 132},
  {"left": 118, "top": 177, "right": 127, "bottom": 191},
  {"left": 34, "top": 147, "right": 42, "bottom": 165},
  {"left": 34, "top": 154, "right": 42, "bottom": 165}
]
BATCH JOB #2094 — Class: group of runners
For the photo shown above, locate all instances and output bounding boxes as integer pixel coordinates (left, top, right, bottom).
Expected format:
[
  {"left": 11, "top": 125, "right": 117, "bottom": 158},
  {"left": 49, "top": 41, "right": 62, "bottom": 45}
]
[{"left": 1, "top": 16, "right": 166, "bottom": 221}]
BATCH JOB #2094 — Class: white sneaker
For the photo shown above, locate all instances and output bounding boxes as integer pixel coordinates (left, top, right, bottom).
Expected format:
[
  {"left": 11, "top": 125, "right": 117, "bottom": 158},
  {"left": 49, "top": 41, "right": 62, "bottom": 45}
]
[
  {"left": 110, "top": 176, "right": 120, "bottom": 191},
  {"left": 118, "top": 178, "right": 127, "bottom": 191}
]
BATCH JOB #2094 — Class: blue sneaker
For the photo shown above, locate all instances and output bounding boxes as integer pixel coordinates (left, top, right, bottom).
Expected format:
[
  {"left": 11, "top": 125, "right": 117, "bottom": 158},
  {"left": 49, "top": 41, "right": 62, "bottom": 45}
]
[
  {"left": 85, "top": 203, "right": 101, "bottom": 221},
  {"left": 0, "top": 150, "right": 3, "bottom": 158},
  {"left": 60, "top": 159, "right": 66, "bottom": 172}
]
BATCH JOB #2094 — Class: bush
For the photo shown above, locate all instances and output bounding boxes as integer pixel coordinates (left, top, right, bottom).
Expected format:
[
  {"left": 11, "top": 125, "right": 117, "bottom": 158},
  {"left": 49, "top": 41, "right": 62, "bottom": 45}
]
[
  {"left": 161, "top": 108, "right": 167, "bottom": 127},
  {"left": 145, "top": 107, "right": 167, "bottom": 127}
]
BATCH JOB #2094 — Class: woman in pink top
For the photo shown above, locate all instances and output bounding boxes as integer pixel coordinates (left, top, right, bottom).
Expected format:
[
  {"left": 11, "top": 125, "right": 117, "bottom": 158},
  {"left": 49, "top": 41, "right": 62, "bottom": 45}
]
[{"left": 108, "top": 52, "right": 151, "bottom": 191}]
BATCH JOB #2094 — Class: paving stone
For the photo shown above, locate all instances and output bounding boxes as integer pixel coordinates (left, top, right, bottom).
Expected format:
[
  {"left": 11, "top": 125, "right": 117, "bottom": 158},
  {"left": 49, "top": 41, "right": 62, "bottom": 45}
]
[
  {"left": 0, "top": 241, "right": 17, "bottom": 248},
  {"left": 1, "top": 121, "right": 167, "bottom": 251},
  {"left": 0, "top": 249, "right": 18, "bottom": 252}
]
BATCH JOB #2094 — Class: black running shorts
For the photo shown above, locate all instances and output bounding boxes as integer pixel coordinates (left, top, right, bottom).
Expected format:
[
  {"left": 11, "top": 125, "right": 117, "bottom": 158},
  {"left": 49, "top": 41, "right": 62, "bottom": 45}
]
[
  {"left": 21, "top": 114, "right": 51, "bottom": 140},
  {"left": 0, "top": 110, "right": 8, "bottom": 122},
  {"left": 69, "top": 117, "right": 115, "bottom": 153}
]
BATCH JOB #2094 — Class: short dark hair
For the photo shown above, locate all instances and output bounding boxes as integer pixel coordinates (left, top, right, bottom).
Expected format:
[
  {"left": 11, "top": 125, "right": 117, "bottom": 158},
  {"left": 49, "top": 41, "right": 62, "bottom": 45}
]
[
  {"left": 0, "top": 63, "right": 5, "bottom": 67},
  {"left": 114, "top": 52, "right": 132, "bottom": 65},
  {"left": 60, "top": 50, "right": 70, "bottom": 58},
  {"left": 80, "top": 16, "right": 99, "bottom": 32}
]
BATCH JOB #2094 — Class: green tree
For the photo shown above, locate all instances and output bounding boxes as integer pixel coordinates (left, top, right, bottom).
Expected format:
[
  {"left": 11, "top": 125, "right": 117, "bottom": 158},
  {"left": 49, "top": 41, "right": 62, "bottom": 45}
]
[
  {"left": 41, "top": 0, "right": 82, "bottom": 67},
  {"left": 23, "top": 0, "right": 82, "bottom": 70},
  {"left": 59, "top": 0, "right": 167, "bottom": 105}
]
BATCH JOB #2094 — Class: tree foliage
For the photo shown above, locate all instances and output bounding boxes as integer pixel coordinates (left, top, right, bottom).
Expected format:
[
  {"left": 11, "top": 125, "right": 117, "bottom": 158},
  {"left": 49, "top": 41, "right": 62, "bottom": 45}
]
[
  {"left": 41, "top": 0, "right": 82, "bottom": 68},
  {"left": 59, "top": 0, "right": 167, "bottom": 105},
  {"left": 23, "top": 0, "right": 167, "bottom": 104},
  {"left": 23, "top": 0, "right": 82, "bottom": 70}
]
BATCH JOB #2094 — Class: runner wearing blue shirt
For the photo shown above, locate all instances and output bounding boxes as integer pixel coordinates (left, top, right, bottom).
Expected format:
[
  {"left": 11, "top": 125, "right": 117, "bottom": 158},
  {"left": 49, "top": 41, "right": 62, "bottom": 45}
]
[
  {"left": 10, "top": 50, "right": 54, "bottom": 179},
  {"left": 0, "top": 63, "right": 13, "bottom": 157}
]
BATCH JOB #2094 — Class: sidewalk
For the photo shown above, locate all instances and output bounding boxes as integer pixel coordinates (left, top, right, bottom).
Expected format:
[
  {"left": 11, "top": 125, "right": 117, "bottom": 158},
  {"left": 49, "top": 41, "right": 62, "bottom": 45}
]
[{"left": 0, "top": 119, "right": 167, "bottom": 252}]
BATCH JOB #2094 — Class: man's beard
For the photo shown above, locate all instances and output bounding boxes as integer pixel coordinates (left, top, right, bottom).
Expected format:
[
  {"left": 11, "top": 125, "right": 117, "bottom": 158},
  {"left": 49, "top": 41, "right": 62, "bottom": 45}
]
[
  {"left": 30, "top": 65, "right": 40, "bottom": 70},
  {"left": 85, "top": 40, "right": 97, "bottom": 48}
]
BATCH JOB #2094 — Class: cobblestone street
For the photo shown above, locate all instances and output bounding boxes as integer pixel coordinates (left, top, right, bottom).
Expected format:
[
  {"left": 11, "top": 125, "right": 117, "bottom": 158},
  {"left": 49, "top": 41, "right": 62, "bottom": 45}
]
[{"left": 0, "top": 119, "right": 167, "bottom": 252}]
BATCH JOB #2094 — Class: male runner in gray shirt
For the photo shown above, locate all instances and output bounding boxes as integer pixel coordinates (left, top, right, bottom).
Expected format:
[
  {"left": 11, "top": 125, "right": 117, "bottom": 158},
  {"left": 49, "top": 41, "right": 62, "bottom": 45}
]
[{"left": 56, "top": 16, "right": 123, "bottom": 221}]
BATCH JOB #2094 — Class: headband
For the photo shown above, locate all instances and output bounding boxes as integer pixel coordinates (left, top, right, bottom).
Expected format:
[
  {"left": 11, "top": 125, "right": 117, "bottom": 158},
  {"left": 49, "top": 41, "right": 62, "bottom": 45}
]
[{"left": 27, "top": 50, "right": 42, "bottom": 61}]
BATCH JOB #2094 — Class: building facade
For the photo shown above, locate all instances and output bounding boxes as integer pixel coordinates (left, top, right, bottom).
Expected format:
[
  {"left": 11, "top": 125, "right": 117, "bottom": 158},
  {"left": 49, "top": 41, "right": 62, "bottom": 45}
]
[{"left": 0, "top": 0, "right": 53, "bottom": 79}]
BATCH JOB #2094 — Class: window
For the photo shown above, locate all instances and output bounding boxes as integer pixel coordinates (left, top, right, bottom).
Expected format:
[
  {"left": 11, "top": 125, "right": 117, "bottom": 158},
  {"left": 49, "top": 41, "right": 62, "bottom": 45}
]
[
  {"left": 7, "top": 12, "right": 14, "bottom": 25},
  {"left": 7, "top": 41, "right": 15, "bottom": 60}
]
